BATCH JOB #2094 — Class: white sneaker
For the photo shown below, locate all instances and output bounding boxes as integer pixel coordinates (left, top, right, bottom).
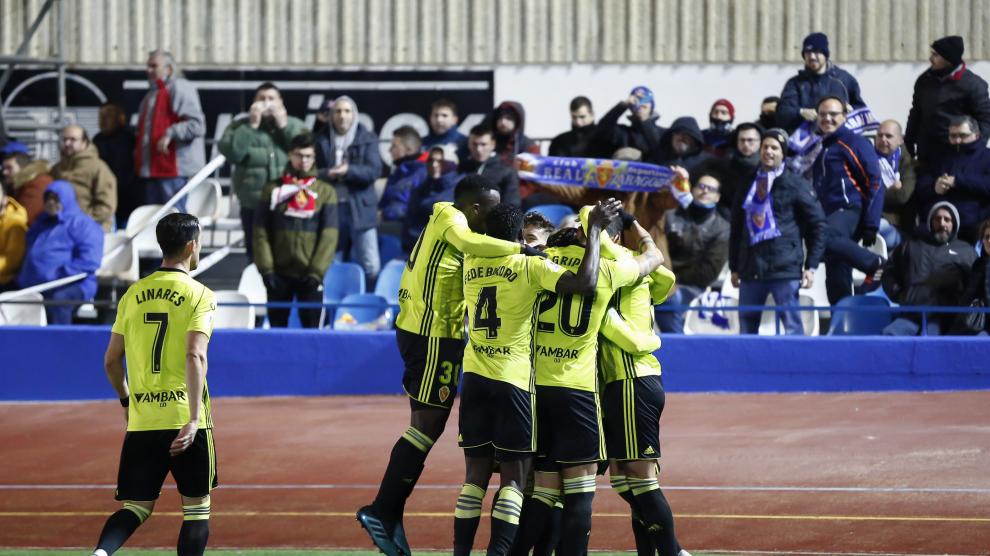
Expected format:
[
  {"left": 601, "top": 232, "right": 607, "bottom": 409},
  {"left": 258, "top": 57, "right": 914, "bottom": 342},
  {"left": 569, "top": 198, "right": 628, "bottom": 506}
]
[{"left": 678, "top": 550, "right": 693, "bottom": 556}]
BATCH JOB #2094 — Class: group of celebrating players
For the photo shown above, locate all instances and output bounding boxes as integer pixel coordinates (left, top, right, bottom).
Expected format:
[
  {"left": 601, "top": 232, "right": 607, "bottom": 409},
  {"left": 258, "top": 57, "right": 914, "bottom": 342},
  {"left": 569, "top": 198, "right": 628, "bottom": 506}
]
[
  {"left": 86, "top": 173, "right": 686, "bottom": 556},
  {"left": 357, "top": 174, "right": 691, "bottom": 556}
]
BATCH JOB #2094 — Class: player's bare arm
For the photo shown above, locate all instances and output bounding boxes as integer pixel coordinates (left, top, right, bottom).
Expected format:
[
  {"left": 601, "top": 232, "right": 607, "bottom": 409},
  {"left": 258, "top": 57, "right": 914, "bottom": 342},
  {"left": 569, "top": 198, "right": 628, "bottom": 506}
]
[
  {"left": 170, "top": 331, "right": 209, "bottom": 457},
  {"left": 103, "top": 332, "right": 129, "bottom": 422},
  {"left": 556, "top": 199, "right": 623, "bottom": 294},
  {"left": 629, "top": 220, "right": 664, "bottom": 278}
]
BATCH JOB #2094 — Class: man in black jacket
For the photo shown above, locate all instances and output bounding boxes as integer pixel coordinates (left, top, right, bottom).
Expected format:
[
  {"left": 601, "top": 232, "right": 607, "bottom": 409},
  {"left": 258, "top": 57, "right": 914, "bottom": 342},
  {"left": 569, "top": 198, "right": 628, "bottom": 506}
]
[
  {"left": 729, "top": 128, "right": 827, "bottom": 335},
  {"left": 458, "top": 124, "right": 520, "bottom": 206},
  {"left": 597, "top": 86, "right": 665, "bottom": 159},
  {"left": 905, "top": 36, "right": 990, "bottom": 170},
  {"left": 776, "top": 32, "right": 866, "bottom": 132},
  {"left": 881, "top": 201, "right": 977, "bottom": 336},
  {"left": 548, "top": 96, "right": 609, "bottom": 158},
  {"left": 717, "top": 122, "right": 763, "bottom": 219},
  {"left": 655, "top": 117, "right": 716, "bottom": 177}
]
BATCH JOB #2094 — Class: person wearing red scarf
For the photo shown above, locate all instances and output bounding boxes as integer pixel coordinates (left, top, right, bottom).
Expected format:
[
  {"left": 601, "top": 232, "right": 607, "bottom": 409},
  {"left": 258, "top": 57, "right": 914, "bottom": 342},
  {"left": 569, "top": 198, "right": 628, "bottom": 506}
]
[{"left": 134, "top": 50, "right": 205, "bottom": 212}]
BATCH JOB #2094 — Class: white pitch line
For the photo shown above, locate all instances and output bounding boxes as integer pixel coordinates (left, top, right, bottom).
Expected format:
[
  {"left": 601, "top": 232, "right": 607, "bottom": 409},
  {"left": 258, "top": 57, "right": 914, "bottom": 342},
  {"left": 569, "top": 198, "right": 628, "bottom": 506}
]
[{"left": 1, "top": 483, "right": 989, "bottom": 494}]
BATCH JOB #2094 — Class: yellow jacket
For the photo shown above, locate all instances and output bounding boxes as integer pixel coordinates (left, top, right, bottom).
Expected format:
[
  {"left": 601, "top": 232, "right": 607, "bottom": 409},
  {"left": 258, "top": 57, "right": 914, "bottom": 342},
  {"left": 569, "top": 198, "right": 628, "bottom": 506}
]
[{"left": 0, "top": 197, "right": 29, "bottom": 285}]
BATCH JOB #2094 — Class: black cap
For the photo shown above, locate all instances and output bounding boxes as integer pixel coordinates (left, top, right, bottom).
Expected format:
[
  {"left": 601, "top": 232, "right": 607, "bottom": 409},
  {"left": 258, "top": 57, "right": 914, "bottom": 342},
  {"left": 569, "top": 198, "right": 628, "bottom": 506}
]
[
  {"left": 762, "top": 128, "right": 789, "bottom": 149},
  {"left": 932, "top": 35, "right": 964, "bottom": 66}
]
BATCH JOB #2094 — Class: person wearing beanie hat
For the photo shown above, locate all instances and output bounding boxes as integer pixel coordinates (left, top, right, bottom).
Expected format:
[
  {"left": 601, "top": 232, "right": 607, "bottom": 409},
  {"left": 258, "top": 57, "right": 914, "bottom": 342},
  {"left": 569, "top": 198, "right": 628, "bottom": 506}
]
[
  {"left": 905, "top": 35, "right": 990, "bottom": 169},
  {"left": 597, "top": 86, "right": 666, "bottom": 160},
  {"left": 702, "top": 99, "right": 735, "bottom": 156},
  {"left": 728, "top": 121, "right": 826, "bottom": 335},
  {"left": 776, "top": 32, "right": 866, "bottom": 132}
]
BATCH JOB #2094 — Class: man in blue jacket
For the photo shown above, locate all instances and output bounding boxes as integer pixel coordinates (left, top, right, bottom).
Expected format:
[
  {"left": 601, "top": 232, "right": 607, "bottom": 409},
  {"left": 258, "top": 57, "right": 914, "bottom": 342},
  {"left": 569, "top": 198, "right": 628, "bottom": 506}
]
[
  {"left": 315, "top": 96, "right": 383, "bottom": 285},
  {"left": 812, "top": 96, "right": 885, "bottom": 305},
  {"left": 777, "top": 33, "right": 866, "bottom": 132},
  {"left": 16, "top": 180, "right": 103, "bottom": 324}
]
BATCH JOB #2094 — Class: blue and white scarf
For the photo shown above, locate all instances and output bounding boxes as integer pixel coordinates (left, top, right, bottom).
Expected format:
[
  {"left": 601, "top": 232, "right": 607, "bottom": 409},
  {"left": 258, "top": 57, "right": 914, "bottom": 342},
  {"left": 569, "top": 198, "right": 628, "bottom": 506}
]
[
  {"left": 878, "top": 146, "right": 902, "bottom": 188},
  {"left": 742, "top": 164, "right": 785, "bottom": 245},
  {"left": 515, "top": 153, "right": 693, "bottom": 208},
  {"left": 786, "top": 106, "right": 880, "bottom": 176}
]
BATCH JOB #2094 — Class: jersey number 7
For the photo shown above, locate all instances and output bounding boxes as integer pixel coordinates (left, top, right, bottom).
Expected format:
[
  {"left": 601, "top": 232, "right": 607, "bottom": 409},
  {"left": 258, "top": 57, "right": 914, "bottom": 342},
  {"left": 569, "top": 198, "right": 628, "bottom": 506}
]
[{"left": 143, "top": 312, "right": 169, "bottom": 374}]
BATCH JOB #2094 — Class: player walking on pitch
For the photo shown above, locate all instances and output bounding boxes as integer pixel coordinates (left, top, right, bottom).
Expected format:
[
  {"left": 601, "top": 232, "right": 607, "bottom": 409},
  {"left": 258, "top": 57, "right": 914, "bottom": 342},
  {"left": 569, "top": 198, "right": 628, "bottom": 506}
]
[{"left": 92, "top": 213, "right": 218, "bottom": 556}]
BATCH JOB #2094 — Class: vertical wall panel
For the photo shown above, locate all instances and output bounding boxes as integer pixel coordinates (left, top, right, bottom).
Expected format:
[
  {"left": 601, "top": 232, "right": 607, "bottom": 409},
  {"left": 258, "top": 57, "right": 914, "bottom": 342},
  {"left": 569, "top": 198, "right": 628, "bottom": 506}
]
[{"left": 2, "top": 0, "right": 989, "bottom": 67}]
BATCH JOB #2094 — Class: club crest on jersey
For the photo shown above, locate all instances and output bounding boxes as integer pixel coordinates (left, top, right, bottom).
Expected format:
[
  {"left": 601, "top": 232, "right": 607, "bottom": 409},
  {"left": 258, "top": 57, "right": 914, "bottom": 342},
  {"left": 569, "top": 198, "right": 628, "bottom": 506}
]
[{"left": 438, "top": 386, "right": 451, "bottom": 403}]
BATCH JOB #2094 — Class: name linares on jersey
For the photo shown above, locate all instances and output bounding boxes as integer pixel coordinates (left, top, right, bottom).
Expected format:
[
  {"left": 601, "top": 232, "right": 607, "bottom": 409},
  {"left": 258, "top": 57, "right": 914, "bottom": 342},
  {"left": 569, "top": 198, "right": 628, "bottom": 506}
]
[{"left": 134, "top": 287, "right": 186, "bottom": 307}]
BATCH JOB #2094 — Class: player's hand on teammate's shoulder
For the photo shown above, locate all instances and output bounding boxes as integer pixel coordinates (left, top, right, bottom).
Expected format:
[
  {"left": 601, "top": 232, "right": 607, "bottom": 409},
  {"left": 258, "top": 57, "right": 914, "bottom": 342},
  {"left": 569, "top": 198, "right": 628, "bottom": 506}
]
[{"left": 169, "top": 422, "right": 199, "bottom": 456}]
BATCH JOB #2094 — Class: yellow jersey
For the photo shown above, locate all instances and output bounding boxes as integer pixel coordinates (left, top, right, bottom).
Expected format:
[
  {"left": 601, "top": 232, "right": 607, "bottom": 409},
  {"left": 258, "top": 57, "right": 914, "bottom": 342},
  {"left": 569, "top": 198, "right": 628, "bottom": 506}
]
[
  {"left": 395, "top": 202, "right": 522, "bottom": 339},
  {"left": 112, "top": 268, "right": 216, "bottom": 431},
  {"left": 462, "top": 252, "right": 567, "bottom": 392}
]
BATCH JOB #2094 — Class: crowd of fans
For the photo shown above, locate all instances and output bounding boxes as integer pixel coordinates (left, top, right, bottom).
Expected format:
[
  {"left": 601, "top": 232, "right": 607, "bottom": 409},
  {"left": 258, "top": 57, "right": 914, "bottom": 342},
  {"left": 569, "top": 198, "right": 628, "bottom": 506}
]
[{"left": 2, "top": 34, "right": 990, "bottom": 335}]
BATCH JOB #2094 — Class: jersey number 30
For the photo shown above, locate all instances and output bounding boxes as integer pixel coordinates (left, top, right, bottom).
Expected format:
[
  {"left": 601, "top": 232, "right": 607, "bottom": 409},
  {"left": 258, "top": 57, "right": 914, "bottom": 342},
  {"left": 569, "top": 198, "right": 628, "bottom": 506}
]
[{"left": 143, "top": 312, "right": 169, "bottom": 374}]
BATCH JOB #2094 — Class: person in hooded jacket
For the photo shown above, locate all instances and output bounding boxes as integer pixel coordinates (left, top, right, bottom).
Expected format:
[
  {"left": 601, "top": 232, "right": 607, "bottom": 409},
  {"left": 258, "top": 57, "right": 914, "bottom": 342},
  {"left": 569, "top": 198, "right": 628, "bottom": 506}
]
[
  {"left": 16, "top": 180, "right": 103, "bottom": 324},
  {"left": 812, "top": 96, "right": 885, "bottom": 305},
  {"left": 315, "top": 95, "right": 383, "bottom": 284},
  {"left": 598, "top": 86, "right": 666, "bottom": 160},
  {"left": 491, "top": 101, "right": 541, "bottom": 163},
  {"left": 776, "top": 32, "right": 866, "bottom": 132},
  {"left": 730, "top": 129, "right": 827, "bottom": 335},
  {"left": 401, "top": 147, "right": 460, "bottom": 251},
  {"left": 655, "top": 116, "right": 716, "bottom": 176},
  {"left": 702, "top": 99, "right": 735, "bottom": 157},
  {"left": 881, "top": 201, "right": 977, "bottom": 336},
  {"left": 905, "top": 36, "right": 990, "bottom": 169},
  {"left": 915, "top": 115, "right": 990, "bottom": 244}
]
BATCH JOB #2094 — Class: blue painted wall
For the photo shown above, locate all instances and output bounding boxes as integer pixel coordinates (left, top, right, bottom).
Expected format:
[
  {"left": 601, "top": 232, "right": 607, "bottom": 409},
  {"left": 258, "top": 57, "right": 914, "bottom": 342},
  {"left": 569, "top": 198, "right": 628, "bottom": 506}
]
[{"left": 2, "top": 326, "right": 987, "bottom": 401}]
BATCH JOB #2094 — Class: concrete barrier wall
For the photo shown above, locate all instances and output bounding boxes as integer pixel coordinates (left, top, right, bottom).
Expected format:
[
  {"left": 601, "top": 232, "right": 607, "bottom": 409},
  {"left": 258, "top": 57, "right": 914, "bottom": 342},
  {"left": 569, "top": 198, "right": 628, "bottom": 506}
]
[{"left": 1, "top": 326, "right": 987, "bottom": 401}]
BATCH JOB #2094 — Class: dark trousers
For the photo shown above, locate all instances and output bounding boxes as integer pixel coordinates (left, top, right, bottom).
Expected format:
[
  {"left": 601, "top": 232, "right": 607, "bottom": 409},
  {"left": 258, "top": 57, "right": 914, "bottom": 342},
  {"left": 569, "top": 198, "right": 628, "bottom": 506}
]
[
  {"left": 240, "top": 207, "right": 255, "bottom": 263},
  {"left": 266, "top": 275, "right": 323, "bottom": 328},
  {"left": 824, "top": 208, "right": 880, "bottom": 305}
]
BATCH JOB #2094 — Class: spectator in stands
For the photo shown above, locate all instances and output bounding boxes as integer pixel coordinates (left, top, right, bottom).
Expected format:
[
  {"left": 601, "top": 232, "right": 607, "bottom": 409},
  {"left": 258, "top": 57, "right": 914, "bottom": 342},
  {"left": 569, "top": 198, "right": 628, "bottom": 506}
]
[
  {"left": 0, "top": 186, "right": 28, "bottom": 291},
  {"left": 702, "top": 99, "right": 735, "bottom": 156},
  {"left": 905, "top": 36, "right": 990, "bottom": 169},
  {"left": 874, "top": 120, "right": 917, "bottom": 250},
  {"left": 51, "top": 124, "right": 117, "bottom": 232},
  {"left": 960, "top": 219, "right": 990, "bottom": 334},
  {"left": 135, "top": 49, "right": 206, "bottom": 212},
  {"left": 548, "top": 96, "right": 608, "bottom": 158},
  {"left": 776, "top": 32, "right": 866, "bottom": 132},
  {"left": 490, "top": 101, "right": 540, "bottom": 163},
  {"left": 598, "top": 86, "right": 665, "bottom": 159},
  {"left": 315, "top": 95, "right": 383, "bottom": 285},
  {"left": 759, "top": 96, "right": 780, "bottom": 130},
  {"left": 656, "top": 170, "right": 730, "bottom": 333},
  {"left": 379, "top": 125, "right": 426, "bottom": 223},
  {"left": 312, "top": 98, "right": 332, "bottom": 135},
  {"left": 915, "top": 115, "right": 990, "bottom": 245},
  {"left": 401, "top": 147, "right": 459, "bottom": 251},
  {"left": 459, "top": 124, "right": 520, "bottom": 206},
  {"left": 655, "top": 117, "right": 715, "bottom": 176},
  {"left": 93, "top": 101, "right": 138, "bottom": 226},
  {"left": 812, "top": 96, "right": 885, "bottom": 304},
  {"left": 881, "top": 201, "right": 976, "bottom": 336},
  {"left": 522, "top": 211, "right": 554, "bottom": 250},
  {"left": 16, "top": 181, "right": 103, "bottom": 324},
  {"left": 2, "top": 150, "right": 51, "bottom": 224},
  {"left": 423, "top": 98, "right": 468, "bottom": 159},
  {"left": 718, "top": 123, "right": 764, "bottom": 219},
  {"left": 219, "top": 82, "right": 307, "bottom": 261},
  {"left": 730, "top": 128, "right": 826, "bottom": 335},
  {"left": 254, "top": 134, "right": 338, "bottom": 329}
]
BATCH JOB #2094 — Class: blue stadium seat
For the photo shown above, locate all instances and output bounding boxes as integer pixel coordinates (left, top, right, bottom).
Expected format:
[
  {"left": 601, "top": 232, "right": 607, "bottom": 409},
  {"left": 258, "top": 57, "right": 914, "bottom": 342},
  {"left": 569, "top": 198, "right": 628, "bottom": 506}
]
[
  {"left": 323, "top": 262, "right": 367, "bottom": 326},
  {"left": 375, "top": 259, "right": 406, "bottom": 305},
  {"left": 333, "top": 293, "right": 393, "bottom": 330},
  {"left": 527, "top": 204, "right": 575, "bottom": 227},
  {"left": 378, "top": 232, "right": 406, "bottom": 264},
  {"left": 827, "top": 295, "right": 893, "bottom": 336}
]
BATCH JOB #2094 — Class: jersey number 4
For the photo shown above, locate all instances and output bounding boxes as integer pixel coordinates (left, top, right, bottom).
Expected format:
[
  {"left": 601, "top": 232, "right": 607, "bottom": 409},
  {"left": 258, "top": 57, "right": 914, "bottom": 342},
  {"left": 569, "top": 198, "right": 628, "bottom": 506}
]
[
  {"left": 143, "top": 312, "right": 169, "bottom": 374},
  {"left": 473, "top": 286, "right": 502, "bottom": 339}
]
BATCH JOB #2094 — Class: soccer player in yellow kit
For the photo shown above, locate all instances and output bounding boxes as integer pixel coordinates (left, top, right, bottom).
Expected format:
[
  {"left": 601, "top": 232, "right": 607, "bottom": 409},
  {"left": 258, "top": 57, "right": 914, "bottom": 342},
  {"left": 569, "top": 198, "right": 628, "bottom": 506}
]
[
  {"left": 92, "top": 213, "right": 217, "bottom": 556},
  {"left": 453, "top": 200, "right": 620, "bottom": 556},
  {"left": 511, "top": 208, "right": 664, "bottom": 556},
  {"left": 357, "top": 175, "right": 546, "bottom": 556},
  {"left": 596, "top": 215, "right": 693, "bottom": 556}
]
